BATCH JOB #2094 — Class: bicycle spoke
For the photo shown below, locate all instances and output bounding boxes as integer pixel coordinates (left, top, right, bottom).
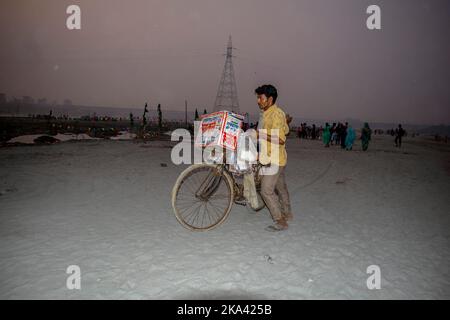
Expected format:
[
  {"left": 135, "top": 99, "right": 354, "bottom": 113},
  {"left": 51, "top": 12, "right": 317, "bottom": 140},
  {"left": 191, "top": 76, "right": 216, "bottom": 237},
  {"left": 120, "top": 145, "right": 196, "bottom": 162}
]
[
  {"left": 208, "top": 201, "right": 228, "bottom": 216},
  {"left": 189, "top": 202, "right": 204, "bottom": 227},
  {"left": 206, "top": 201, "right": 223, "bottom": 222},
  {"left": 205, "top": 202, "right": 215, "bottom": 226},
  {"left": 183, "top": 201, "right": 204, "bottom": 224}
]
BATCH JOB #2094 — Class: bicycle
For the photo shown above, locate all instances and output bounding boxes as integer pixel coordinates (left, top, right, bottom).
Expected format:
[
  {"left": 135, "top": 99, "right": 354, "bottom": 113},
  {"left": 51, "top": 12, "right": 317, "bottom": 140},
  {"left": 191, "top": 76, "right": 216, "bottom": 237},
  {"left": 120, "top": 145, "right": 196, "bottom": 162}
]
[{"left": 171, "top": 160, "right": 266, "bottom": 231}]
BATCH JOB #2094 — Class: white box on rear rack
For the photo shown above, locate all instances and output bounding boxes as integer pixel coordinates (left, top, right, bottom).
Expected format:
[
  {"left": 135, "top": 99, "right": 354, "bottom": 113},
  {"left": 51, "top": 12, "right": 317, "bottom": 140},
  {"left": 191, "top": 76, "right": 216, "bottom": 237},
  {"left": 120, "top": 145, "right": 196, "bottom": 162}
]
[{"left": 194, "top": 110, "right": 244, "bottom": 151}]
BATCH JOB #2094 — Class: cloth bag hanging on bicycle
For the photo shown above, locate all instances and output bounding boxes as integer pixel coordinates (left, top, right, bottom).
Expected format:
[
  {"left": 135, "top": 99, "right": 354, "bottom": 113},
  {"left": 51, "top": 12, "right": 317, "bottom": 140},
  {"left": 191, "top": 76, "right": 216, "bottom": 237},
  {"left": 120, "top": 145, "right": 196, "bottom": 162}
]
[
  {"left": 236, "top": 130, "right": 258, "bottom": 172},
  {"left": 237, "top": 131, "right": 260, "bottom": 208}
]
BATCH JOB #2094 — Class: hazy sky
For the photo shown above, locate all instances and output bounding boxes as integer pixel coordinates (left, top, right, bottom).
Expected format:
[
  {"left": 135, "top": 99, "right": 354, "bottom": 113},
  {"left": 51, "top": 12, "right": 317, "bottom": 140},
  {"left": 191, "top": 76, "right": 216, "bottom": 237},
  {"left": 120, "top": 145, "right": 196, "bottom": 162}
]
[{"left": 0, "top": 0, "right": 449, "bottom": 125}]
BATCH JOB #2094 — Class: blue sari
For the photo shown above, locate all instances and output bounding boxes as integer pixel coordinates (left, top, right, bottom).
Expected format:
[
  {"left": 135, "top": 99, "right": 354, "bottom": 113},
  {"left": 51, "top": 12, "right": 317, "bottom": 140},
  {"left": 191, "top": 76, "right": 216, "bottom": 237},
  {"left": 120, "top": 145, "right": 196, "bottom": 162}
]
[{"left": 345, "top": 126, "right": 355, "bottom": 150}]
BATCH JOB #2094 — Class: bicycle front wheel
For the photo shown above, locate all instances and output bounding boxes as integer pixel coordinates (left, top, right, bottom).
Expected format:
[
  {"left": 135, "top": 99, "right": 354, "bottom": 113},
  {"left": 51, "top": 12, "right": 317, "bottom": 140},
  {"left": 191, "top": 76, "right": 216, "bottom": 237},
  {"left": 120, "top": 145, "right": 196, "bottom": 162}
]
[{"left": 171, "top": 164, "right": 234, "bottom": 231}]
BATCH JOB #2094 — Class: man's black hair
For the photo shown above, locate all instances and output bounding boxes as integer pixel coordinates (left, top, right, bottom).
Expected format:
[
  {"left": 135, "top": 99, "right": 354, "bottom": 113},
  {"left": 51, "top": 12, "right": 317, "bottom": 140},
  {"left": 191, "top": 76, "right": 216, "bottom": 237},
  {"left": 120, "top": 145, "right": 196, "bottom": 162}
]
[{"left": 255, "top": 84, "right": 278, "bottom": 104}]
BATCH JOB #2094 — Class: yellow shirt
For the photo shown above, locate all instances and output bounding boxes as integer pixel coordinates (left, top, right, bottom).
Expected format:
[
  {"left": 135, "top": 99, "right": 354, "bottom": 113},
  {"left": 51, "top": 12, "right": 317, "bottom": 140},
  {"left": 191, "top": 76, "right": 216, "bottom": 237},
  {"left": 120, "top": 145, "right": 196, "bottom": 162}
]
[{"left": 259, "top": 104, "right": 289, "bottom": 167}]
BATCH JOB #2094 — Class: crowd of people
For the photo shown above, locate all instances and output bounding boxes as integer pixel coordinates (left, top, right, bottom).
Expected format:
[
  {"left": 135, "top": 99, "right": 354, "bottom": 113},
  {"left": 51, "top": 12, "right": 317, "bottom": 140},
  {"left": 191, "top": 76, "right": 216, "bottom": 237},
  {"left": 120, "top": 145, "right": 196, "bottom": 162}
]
[
  {"left": 320, "top": 122, "right": 365, "bottom": 150},
  {"left": 291, "top": 122, "right": 410, "bottom": 151}
]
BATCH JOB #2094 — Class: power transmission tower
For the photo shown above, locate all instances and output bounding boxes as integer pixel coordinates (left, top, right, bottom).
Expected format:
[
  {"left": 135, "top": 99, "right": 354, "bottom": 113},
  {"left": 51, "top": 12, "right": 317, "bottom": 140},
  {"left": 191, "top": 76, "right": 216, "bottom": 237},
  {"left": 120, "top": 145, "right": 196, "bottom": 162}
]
[{"left": 214, "top": 35, "right": 240, "bottom": 113}]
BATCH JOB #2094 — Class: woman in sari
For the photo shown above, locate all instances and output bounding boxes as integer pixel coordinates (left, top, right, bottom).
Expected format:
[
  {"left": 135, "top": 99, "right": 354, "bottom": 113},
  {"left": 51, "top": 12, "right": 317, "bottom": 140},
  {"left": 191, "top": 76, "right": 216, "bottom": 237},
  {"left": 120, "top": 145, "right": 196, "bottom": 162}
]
[
  {"left": 345, "top": 125, "right": 356, "bottom": 150},
  {"left": 361, "top": 122, "right": 372, "bottom": 151},
  {"left": 322, "top": 123, "right": 331, "bottom": 147}
]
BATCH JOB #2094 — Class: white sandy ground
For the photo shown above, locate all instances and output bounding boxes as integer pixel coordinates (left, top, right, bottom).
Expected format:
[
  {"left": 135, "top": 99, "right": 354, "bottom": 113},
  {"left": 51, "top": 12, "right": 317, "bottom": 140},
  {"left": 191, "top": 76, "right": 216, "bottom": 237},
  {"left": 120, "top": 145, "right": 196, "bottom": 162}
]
[
  {"left": 109, "top": 131, "right": 137, "bottom": 141},
  {"left": 7, "top": 133, "right": 100, "bottom": 144},
  {"left": 6, "top": 130, "right": 158, "bottom": 144},
  {"left": 0, "top": 135, "right": 449, "bottom": 299}
]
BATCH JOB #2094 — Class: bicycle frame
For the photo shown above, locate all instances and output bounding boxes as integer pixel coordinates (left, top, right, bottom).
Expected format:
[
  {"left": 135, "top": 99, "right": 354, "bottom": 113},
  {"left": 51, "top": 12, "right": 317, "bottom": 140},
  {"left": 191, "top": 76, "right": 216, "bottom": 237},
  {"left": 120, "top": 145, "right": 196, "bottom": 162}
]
[
  {"left": 194, "top": 165, "right": 224, "bottom": 200},
  {"left": 194, "top": 163, "right": 262, "bottom": 202}
]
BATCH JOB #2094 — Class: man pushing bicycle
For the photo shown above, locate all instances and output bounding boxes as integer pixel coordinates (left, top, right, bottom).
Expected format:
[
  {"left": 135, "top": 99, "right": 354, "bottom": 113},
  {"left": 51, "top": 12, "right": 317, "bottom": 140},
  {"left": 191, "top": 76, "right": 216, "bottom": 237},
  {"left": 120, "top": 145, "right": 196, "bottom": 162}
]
[{"left": 254, "top": 84, "right": 293, "bottom": 232}]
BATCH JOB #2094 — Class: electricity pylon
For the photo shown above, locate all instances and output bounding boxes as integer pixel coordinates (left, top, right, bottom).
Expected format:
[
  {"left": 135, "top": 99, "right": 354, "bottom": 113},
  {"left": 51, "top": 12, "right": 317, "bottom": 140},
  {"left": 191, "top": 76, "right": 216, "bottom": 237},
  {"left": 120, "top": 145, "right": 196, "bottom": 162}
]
[{"left": 213, "top": 36, "right": 240, "bottom": 113}]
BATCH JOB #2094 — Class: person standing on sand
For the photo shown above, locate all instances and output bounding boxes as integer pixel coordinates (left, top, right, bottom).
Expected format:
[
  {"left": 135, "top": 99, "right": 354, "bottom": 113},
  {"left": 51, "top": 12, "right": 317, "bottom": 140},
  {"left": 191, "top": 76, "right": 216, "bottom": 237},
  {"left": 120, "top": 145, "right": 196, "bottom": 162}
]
[
  {"left": 395, "top": 124, "right": 405, "bottom": 148},
  {"left": 311, "top": 124, "right": 317, "bottom": 140},
  {"left": 335, "top": 124, "right": 341, "bottom": 145},
  {"left": 255, "top": 84, "right": 293, "bottom": 232},
  {"left": 341, "top": 122, "right": 348, "bottom": 149},
  {"left": 361, "top": 122, "right": 372, "bottom": 151},
  {"left": 322, "top": 123, "right": 331, "bottom": 147},
  {"left": 330, "top": 123, "right": 336, "bottom": 145},
  {"left": 345, "top": 124, "right": 356, "bottom": 150}
]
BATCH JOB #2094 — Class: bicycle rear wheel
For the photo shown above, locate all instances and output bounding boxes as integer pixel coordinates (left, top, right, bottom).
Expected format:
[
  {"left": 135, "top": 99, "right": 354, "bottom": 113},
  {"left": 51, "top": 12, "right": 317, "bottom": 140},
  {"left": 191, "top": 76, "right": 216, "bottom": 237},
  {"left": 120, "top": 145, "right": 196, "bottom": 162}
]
[{"left": 171, "top": 164, "right": 234, "bottom": 231}]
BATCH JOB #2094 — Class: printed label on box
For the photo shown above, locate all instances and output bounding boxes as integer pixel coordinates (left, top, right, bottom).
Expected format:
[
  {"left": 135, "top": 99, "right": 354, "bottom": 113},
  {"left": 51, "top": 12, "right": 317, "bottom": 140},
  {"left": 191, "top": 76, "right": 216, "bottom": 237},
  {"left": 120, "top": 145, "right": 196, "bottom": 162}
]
[{"left": 195, "top": 110, "right": 244, "bottom": 151}]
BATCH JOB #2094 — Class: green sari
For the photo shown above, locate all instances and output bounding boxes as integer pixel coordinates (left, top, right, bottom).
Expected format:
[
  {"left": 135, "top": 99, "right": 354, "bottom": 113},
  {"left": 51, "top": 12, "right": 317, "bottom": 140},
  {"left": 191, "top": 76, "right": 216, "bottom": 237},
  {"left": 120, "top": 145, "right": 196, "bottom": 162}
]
[
  {"left": 322, "top": 124, "right": 331, "bottom": 146},
  {"left": 361, "top": 122, "right": 372, "bottom": 151}
]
